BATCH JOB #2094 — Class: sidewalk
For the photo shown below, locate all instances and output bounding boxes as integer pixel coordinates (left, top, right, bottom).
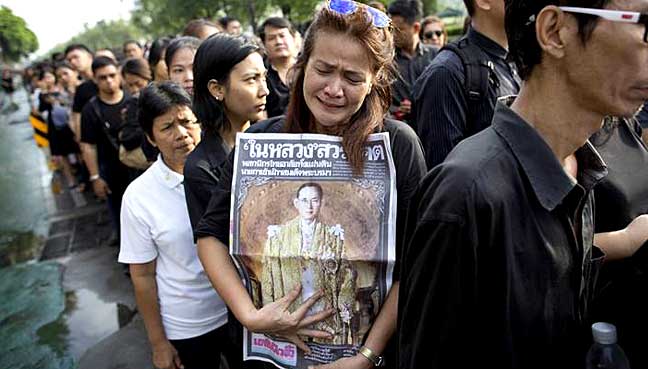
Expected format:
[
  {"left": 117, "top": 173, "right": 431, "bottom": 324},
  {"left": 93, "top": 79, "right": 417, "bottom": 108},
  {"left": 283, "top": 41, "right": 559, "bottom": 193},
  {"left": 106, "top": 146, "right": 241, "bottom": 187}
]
[{"left": 43, "top": 182, "right": 154, "bottom": 369}]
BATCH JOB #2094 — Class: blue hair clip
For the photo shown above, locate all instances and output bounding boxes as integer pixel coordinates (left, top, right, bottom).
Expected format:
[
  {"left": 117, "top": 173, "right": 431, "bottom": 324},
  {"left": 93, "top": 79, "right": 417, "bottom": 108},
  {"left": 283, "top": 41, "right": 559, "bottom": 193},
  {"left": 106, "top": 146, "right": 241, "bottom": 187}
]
[{"left": 328, "top": 0, "right": 391, "bottom": 28}]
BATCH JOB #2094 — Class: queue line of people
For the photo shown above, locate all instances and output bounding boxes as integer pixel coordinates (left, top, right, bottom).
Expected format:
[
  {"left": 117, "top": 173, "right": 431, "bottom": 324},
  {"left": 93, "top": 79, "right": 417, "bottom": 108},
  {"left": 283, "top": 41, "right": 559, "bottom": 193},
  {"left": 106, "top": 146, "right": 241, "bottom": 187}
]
[{"left": 21, "top": 0, "right": 648, "bottom": 368}]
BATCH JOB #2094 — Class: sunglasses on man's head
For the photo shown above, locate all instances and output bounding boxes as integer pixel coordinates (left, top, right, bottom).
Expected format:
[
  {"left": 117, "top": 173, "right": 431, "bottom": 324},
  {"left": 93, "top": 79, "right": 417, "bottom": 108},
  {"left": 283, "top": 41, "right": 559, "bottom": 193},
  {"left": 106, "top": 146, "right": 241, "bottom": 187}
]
[
  {"left": 423, "top": 30, "right": 444, "bottom": 39},
  {"left": 328, "top": 0, "right": 391, "bottom": 28}
]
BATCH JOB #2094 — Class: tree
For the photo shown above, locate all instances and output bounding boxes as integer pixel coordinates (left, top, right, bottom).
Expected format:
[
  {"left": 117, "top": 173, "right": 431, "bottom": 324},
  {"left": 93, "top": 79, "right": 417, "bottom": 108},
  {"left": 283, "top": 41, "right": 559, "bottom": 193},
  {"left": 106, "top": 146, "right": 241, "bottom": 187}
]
[
  {"left": 47, "top": 19, "right": 144, "bottom": 56},
  {"left": 422, "top": 0, "right": 439, "bottom": 14},
  {"left": 273, "top": 0, "right": 321, "bottom": 24},
  {"left": 131, "top": 0, "right": 319, "bottom": 37},
  {"left": 0, "top": 6, "right": 38, "bottom": 62},
  {"left": 132, "top": 0, "right": 254, "bottom": 36}
]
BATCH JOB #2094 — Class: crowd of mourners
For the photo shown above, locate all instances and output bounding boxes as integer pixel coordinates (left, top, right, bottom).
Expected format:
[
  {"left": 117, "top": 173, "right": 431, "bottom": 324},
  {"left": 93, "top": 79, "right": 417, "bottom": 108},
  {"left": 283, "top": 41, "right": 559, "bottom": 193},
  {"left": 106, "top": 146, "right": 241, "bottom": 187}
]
[{"left": 10, "top": 0, "right": 648, "bottom": 368}]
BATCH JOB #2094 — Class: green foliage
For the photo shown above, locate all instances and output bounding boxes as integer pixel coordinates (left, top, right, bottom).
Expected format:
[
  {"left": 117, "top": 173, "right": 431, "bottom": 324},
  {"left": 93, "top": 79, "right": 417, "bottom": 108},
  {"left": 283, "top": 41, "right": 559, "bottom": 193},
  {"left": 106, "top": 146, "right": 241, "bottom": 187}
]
[
  {"left": 421, "top": 0, "right": 438, "bottom": 15},
  {"left": 446, "top": 21, "right": 465, "bottom": 39},
  {"left": 131, "top": 0, "right": 322, "bottom": 36},
  {"left": 270, "top": 0, "right": 321, "bottom": 24},
  {"left": 47, "top": 19, "right": 144, "bottom": 56},
  {"left": 0, "top": 6, "right": 38, "bottom": 62}
]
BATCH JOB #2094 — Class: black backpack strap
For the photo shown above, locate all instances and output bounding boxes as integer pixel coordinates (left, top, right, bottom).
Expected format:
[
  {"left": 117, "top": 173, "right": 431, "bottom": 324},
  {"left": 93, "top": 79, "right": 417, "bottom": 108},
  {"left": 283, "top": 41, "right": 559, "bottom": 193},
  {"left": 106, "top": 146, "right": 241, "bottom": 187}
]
[
  {"left": 441, "top": 38, "right": 499, "bottom": 130},
  {"left": 88, "top": 96, "right": 120, "bottom": 151}
]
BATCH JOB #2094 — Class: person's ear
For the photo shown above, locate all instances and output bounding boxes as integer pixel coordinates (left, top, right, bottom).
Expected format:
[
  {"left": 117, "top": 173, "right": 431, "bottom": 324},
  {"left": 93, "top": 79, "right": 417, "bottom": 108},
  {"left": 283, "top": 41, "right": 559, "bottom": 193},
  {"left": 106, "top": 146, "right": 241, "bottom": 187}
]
[
  {"left": 146, "top": 133, "right": 156, "bottom": 147},
  {"left": 413, "top": 22, "right": 421, "bottom": 35},
  {"left": 208, "top": 79, "right": 225, "bottom": 101},
  {"left": 293, "top": 198, "right": 300, "bottom": 209},
  {"left": 474, "top": 0, "right": 492, "bottom": 11},
  {"left": 536, "top": 5, "right": 570, "bottom": 60}
]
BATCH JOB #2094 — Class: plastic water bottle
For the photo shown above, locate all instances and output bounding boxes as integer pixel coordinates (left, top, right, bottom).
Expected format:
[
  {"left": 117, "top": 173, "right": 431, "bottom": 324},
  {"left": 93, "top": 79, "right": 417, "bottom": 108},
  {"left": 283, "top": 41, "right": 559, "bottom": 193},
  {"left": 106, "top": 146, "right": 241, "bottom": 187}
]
[{"left": 585, "top": 322, "right": 631, "bottom": 369}]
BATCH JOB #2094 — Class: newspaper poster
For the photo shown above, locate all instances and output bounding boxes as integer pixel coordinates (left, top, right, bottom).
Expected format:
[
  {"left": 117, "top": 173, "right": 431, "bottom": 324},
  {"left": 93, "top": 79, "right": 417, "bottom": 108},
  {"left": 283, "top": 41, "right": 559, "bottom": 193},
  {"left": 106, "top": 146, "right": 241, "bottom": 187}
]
[{"left": 230, "top": 132, "right": 397, "bottom": 369}]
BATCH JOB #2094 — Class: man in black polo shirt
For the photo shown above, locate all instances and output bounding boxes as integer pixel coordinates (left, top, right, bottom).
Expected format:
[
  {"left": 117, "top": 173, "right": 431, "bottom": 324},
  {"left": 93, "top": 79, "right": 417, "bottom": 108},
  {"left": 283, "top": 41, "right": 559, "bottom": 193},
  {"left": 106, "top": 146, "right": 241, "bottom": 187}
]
[
  {"left": 259, "top": 17, "right": 297, "bottom": 118},
  {"left": 80, "top": 56, "right": 131, "bottom": 235},
  {"left": 66, "top": 44, "right": 98, "bottom": 143},
  {"left": 412, "top": 0, "right": 519, "bottom": 168},
  {"left": 398, "top": 0, "right": 648, "bottom": 368},
  {"left": 388, "top": 0, "right": 437, "bottom": 124}
]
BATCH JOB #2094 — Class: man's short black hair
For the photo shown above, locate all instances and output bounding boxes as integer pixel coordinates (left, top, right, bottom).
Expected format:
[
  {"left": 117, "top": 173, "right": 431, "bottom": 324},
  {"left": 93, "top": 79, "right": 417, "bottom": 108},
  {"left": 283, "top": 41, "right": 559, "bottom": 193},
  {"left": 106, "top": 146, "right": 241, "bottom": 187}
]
[
  {"left": 91, "top": 56, "right": 119, "bottom": 74},
  {"left": 388, "top": 0, "right": 423, "bottom": 24},
  {"left": 219, "top": 16, "right": 238, "bottom": 28},
  {"left": 505, "top": 0, "right": 611, "bottom": 80},
  {"left": 64, "top": 44, "right": 93, "bottom": 57},
  {"left": 258, "top": 17, "right": 295, "bottom": 42},
  {"left": 463, "top": 0, "right": 475, "bottom": 16}
]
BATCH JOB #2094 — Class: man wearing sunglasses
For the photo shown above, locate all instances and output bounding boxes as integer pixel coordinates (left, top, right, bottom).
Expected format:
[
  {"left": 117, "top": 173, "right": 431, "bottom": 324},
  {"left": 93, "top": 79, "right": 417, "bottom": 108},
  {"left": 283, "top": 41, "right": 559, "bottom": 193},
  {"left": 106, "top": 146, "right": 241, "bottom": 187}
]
[
  {"left": 387, "top": 0, "right": 438, "bottom": 125},
  {"left": 399, "top": 0, "right": 648, "bottom": 368},
  {"left": 412, "top": 0, "right": 520, "bottom": 169}
]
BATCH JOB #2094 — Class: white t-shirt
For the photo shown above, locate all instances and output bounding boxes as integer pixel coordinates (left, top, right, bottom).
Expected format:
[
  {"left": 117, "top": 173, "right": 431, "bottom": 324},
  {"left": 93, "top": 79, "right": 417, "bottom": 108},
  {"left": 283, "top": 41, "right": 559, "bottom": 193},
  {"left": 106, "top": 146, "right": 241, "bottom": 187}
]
[{"left": 119, "top": 157, "right": 227, "bottom": 340}]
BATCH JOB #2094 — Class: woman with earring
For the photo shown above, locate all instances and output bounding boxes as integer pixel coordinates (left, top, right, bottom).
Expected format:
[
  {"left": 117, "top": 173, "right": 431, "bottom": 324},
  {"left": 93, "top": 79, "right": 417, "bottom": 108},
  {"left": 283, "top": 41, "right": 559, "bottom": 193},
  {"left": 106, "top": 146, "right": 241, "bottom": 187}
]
[{"left": 184, "top": 34, "right": 271, "bottom": 369}]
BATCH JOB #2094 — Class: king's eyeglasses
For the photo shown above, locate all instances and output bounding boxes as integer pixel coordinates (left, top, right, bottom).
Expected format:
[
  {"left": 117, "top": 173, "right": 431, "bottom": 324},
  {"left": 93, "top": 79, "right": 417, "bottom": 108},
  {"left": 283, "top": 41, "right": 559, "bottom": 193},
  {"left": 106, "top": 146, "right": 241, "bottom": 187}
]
[
  {"left": 328, "top": 0, "right": 391, "bottom": 28},
  {"left": 559, "top": 6, "right": 648, "bottom": 43},
  {"left": 298, "top": 198, "right": 321, "bottom": 207}
]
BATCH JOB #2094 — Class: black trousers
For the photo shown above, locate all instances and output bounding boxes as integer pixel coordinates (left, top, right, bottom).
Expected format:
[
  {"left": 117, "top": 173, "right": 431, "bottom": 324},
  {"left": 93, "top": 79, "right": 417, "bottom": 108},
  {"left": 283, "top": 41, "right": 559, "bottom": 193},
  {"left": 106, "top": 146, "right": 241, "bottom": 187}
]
[
  {"left": 169, "top": 322, "right": 269, "bottom": 369},
  {"left": 170, "top": 324, "right": 226, "bottom": 369}
]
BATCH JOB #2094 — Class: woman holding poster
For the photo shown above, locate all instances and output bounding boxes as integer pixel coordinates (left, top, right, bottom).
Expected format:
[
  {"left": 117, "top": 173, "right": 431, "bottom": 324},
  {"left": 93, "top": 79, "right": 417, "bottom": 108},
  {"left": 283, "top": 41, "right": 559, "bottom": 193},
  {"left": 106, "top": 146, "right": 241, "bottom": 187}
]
[{"left": 194, "top": 1, "right": 426, "bottom": 368}]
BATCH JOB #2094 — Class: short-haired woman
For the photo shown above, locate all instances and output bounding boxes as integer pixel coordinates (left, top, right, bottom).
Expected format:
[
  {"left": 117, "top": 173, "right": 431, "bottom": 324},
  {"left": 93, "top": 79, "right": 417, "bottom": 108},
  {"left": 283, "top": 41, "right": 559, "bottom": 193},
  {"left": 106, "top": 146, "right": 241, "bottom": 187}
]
[
  {"left": 119, "top": 82, "right": 229, "bottom": 369},
  {"left": 195, "top": 1, "right": 427, "bottom": 367}
]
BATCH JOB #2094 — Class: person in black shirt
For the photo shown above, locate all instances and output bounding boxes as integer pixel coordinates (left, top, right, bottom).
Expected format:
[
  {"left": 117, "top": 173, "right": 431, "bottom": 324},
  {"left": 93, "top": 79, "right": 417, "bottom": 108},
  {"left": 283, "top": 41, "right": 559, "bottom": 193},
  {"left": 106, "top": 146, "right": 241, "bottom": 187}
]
[
  {"left": 195, "top": 5, "right": 426, "bottom": 368},
  {"left": 258, "top": 17, "right": 297, "bottom": 118},
  {"left": 387, "top": 0, "right": 437, "bottom": 124},
  {"left": 398, "top": 1, "right": 648, "bottom": 368},
  {"left": 589, "top": 117, "right": 648, "bottom": 368},
  {"left": 412, "top": 0, "right": 519, "bottom": 168},
  {"left": 80, "top": 56, "right": 132, "bottom": 235},
  {"left": 1, "top": 69, "right": 15, "bottom": 102},
  {"left": 66, "top": 44, "right": 96, "bottom": 142},
  {"left": 186, "top": 34, "right": 269, "bottom": 232},
  {"left": 186, "top": 36, "right": 271, "bottom": 369}
]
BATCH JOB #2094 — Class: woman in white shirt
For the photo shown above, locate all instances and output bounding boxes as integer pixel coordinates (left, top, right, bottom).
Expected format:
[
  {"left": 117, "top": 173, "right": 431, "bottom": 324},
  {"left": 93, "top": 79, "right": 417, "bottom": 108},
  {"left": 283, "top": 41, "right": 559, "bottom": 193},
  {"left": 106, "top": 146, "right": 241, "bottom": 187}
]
[{"left": 119, "top": 81, "right": 228, "bottom": 369}]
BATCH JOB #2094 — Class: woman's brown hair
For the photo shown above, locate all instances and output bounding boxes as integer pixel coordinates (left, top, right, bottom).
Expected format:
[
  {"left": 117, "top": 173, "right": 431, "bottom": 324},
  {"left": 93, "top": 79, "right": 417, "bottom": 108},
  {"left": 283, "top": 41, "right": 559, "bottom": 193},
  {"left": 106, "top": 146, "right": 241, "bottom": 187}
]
[{"left": 284, "top": 5, "right": 396, "bottom": 174}]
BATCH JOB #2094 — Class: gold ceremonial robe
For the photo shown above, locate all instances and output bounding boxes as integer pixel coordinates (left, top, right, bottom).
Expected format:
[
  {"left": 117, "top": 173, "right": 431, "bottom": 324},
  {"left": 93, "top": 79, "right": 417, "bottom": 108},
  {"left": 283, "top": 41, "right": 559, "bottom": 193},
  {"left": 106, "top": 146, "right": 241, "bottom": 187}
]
[{"left": 262, "top": 217, "right": 356, "bottom": 344}]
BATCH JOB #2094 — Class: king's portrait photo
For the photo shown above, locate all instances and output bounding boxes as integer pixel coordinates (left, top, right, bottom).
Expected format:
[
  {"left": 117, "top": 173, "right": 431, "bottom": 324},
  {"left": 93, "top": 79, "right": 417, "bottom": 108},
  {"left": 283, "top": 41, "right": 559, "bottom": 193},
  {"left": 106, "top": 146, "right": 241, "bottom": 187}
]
[{"left": 261, "top": 182, "right": 357, "bottom": 345}]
